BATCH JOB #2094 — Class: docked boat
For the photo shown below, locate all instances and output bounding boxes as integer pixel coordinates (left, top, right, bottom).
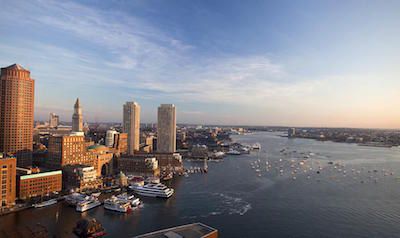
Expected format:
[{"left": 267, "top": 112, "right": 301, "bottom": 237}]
[
  {"left": 34, "top": 199, "right": 57, "bottom": 208},
  {"left": 65, "top": 193, "right": 88, "bottom": 206},
  {"left": 76, "top": 197, "right": 101, "bottom": 212},
  {"left": 116, "top": 193, "right": 141, "bottom": 207},
  {"left": 226, "top": 149, "right": 241, "bottom": 155},
  {"left": 131, "top": 183, "right": 174, "bottom": 198},
  {"left": 104, "top": 196, "right": 132, "bottom": 213}
]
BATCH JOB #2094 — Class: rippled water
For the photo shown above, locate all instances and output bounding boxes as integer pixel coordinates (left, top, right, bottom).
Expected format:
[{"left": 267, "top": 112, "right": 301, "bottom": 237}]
[{"left": 1, "top": 132, "right": 400, "bottom": 237}]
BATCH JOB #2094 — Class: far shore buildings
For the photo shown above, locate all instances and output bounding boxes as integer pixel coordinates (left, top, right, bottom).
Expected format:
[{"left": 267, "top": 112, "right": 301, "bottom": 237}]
[
  {"left": 123, "top": 101, "right": 141, "bottom": 155},
  {"left": 0, "top": 64, "right": 35, "bottom": 167},
  {"left": 0, "top": 153, "right": 16, "bottom": 208}
]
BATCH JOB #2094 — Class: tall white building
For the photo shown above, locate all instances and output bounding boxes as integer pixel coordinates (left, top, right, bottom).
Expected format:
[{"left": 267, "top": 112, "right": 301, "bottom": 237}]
[
  {"left": 123, "top": 102, "right": 140, "bottom": 155},
  {"left": 49, "top": 113, "right": 59, "bottom": 128},
  {"left": 105, "top": 129, "right": 119, "bottom": 147},
  {"left": 157, "top": 104, "right": 176, "bottom": 153},
  {"left": 72, "top": 98, "right": 83, "bottom": 133}
]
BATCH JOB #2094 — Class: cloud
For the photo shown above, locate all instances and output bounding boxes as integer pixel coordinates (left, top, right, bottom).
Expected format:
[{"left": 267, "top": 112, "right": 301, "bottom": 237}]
[{"left": 1, "top": 0, "right": 398, "bottom": 127}]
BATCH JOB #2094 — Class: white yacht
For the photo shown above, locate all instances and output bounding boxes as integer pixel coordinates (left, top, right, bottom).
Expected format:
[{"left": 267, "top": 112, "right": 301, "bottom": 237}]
[
  {"left": 76, "top": 197, "right": 101, "bottom": 212},
  {"left": 226, "top": 149, "right": 241, "bottom": 155},
  {"left": 34, "top": 199, "right": 57, "bottom": 208},
  {"left": 131, "top": 183, "right": 174, "bottom": 198},
  {"left": 252, "top": 143, "right": 261, "bottom": 150},
  {"left": 116, "top": 193, "right": 141, "bottom": 207},
  {"left": 65, "top": 193, "right": 88, "bottom": 206},
  {"left": 104, "top": 196, "right": 132, "bottom": 213}
]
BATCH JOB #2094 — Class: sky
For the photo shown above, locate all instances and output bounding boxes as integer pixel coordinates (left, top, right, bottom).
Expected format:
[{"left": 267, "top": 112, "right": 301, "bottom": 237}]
[{"left": 0, "top": 0, "right": 399, "bottom": 128}]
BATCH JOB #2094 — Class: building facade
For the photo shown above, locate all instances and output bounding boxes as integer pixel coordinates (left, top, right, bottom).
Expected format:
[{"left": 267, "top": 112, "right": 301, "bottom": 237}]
[
  {"left": 157, "top": 104, "right": 176, "bottom": 153},
  {"left": 105, "top": 129, "right": 118, "bottom": 147},
  {"left": 113, "top": 133, "right": 128, "bottom": 155},
  {"left": 87, "top": 144, "right": 114, "bottom": 177},
  {"left": 72, "top": 98, "right": 83, "bottom": 133},
  {"left": 123, "top": 102, "right": 140, "bottom": 155},
  {"left": 49, "top": 113, "right": 59, "bottom": 128},
  {"left": 47, "top": 134, "right": 96, "bottom": 169},
  {"left": 63, "top": 165, "right": 102, "bottom": 191},
  {"left": 0, "top": 64, "right": 35, "bottom": 167},
  {"left": 0, "top": 154, "right": 16, "bottom": 208},
  {"left": 118, "top": 157, "right": 160, "bottom": 177},
  {"left": 17, "top": 170, "right": 62, "bottom": 200}
]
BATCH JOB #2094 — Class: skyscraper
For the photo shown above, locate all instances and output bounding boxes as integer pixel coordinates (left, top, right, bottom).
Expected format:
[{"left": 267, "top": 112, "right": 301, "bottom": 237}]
[
  {"left": 49, "top": 112, "right": 59, "bottom": 128},
  {"left": 72, "top": 98, "right": 83, "bottom": 133},
  {"left": 157, "top": 104, "right": 176, "bottom": 153},
  {"left": 123, "top": 102, "right": 140, "bottom": 155},
  {"left": 0, "top": 64, "right": 34, "bottom": 167}
]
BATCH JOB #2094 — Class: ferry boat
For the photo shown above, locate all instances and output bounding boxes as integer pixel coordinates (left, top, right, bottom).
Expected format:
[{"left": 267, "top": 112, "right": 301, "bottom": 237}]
[
  {"left": 116, "top": 193, "right": 141, "bottom": 207},
  {"left": 76, "top": 197, "right": 101, "bottom": 212},
  {"left": 104, "top": 196, "right": 132, "bottom": 213},
  {"left": 34, "top": 199, "right": 58, "bottom": 208},
  {"left": 65, "top": 193, "right": 88, "bottom": 206},
  {"left": 131, "top": 183, "right": 174, "bottom": 198}
]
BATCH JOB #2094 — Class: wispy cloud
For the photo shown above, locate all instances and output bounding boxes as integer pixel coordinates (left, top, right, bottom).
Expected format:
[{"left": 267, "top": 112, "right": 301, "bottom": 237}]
[{"left": 1, "top": 0, "right": 398, "bottom": 127}]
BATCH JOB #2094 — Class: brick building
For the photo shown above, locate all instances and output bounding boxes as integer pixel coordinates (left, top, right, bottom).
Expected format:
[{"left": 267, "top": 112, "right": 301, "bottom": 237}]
[
  {"left": 17, "top": 170, "right": 62, "bottom": 200},
  {"left": 47, "top": 134, "right": 96, "bottom": 169},
  {"left": 0, "top": 154, "right": 16, "bottom": 208}
]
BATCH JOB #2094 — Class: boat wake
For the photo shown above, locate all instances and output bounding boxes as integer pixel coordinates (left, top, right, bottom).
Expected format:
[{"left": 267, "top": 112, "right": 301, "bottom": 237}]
[{"left": 182, "top": 192, "right": 252, "bottom": 219}]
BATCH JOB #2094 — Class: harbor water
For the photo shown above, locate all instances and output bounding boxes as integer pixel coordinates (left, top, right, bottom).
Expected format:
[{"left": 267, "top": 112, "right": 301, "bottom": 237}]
[{"left": 1, "top": 131, "right": 400, "bottom": 237}]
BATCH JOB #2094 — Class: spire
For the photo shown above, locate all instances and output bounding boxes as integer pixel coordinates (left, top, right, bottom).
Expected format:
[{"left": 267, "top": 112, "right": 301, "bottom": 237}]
[{"left": 74, "top": 98, "right": 80, "bottom": 108}]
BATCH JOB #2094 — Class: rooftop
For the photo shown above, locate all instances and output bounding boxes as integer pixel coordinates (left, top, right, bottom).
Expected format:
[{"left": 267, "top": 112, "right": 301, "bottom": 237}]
[
  {"left": 2, "top": 63, "right": 28, "bottom": 71},
  {"left": 133, "top": 223, "right": 218, "bottom": 238}
]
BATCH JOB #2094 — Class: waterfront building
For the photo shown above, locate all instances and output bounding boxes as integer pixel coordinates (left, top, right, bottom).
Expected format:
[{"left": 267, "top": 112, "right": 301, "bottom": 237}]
[
  {"left": 118, "top": 157, "right": 160, "bottom": 177},
  {"left": 133, "top": 151, "right": 183, "bottom": 173},
  {"left": 63, "top": 165, "right": 102, "bottom": 191},
  {"left": 47, "top": 134, "right": 96, "bottom": 169},
  {"left": 0, "top": 64, "right": 35, "bottom": 167},
  {"left": 113, "top": 133, "right": 128, "bottom": 155},
  {"left": 155, "top": 153, "right": 184, "bottom": 173},
  {"left": 123, "top": 102, "right": 141, "bottom": 155},
  {"left": 72, "top": 98, "right": 83, "bottom": 133},
  {"left": 105, "top": 129, "right": 118, "bottom": 147},
  {"left": 49, "top": 113, "right": 59, "bottom": 128},
  {"left": 157, "top": 104, "right": 176, "bottom": 153},
  {"left": 288, "top": 128, "right": 296, "bottom": 137},
  {"left": 134, "top": 223, "right": 218, "bottom": 238},
  {"left": 16, "top": 169, "right": 62, "bottom": 200},
  {"left": 0, "top": 153, "right": 16, "bottom": 208},
  {"left": 87, "top": 144, "right": 114, "bottom": 177}
]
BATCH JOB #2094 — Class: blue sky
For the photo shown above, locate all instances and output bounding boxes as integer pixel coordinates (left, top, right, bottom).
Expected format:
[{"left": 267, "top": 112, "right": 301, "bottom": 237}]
[{"left": 0, "top": 0, "right": 399, "bottom": 128}]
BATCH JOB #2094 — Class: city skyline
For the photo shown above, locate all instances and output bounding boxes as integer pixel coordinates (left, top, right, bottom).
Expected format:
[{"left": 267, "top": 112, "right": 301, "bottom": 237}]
[{"left": 0, "top": 0, "right": 400, "bottom": 128}]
